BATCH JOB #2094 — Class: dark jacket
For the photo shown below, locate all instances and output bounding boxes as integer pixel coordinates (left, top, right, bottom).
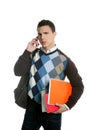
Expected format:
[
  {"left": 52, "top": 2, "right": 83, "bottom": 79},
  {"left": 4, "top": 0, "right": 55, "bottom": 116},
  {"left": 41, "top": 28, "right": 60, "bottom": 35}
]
[{"left": 14, "top": 49, "right": 84, "bottom": 109}]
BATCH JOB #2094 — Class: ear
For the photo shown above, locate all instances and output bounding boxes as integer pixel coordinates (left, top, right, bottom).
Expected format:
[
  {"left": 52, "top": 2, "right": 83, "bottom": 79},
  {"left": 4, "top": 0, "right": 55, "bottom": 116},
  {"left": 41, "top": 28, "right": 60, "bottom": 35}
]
[{"left": 54, "top": 32, "right": 57, "bottom": 37}]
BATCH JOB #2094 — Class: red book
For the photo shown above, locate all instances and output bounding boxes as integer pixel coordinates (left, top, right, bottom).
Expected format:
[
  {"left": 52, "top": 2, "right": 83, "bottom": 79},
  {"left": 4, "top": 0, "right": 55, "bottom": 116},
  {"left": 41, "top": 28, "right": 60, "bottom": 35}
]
[{"left": 44, "top": 94, "right": 59, "bottom": 113}]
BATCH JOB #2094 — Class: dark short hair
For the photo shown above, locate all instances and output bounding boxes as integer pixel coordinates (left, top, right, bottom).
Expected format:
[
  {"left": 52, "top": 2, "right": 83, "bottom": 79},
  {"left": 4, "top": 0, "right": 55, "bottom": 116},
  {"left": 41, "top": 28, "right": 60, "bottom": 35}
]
[{"left": 37, "top": 19, "right": 56, "bottom": 32}]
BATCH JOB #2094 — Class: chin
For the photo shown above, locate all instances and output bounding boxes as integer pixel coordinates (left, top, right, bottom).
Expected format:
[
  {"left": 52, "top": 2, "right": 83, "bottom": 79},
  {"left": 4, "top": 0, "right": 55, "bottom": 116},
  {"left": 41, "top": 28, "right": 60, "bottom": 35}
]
[
  {"left": 42, "top": 46, "right": 47, "bottom": 50},
  {"left": 42, "top": 44, "right": 47, "bottom": 47}
]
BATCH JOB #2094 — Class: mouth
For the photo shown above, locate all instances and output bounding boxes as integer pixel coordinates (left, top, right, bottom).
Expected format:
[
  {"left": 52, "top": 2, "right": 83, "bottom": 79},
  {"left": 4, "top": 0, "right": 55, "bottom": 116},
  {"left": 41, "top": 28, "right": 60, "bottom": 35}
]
[{"left": 41, "top": 41, "right": 46, "bottom": 45}]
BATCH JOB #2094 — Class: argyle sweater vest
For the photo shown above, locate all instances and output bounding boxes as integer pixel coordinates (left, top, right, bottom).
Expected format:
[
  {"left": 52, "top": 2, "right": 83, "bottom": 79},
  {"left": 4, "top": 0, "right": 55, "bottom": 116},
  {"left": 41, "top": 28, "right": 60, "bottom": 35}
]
[{"left": 28, "top": 49, "right": 67, "bottom": 103}]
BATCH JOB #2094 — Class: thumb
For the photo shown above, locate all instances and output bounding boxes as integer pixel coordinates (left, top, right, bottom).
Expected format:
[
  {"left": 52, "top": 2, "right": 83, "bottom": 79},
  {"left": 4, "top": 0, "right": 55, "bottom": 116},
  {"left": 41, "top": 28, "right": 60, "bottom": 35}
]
[{"left": 55, "top": 103, "right": 62, "bottom": 107}]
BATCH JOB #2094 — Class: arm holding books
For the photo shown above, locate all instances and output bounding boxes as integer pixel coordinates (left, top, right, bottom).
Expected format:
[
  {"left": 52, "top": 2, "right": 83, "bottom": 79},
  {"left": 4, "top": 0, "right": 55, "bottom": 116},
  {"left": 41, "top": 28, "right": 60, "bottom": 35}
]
[
  {"left": 64, "top": 58, "right": 84, "bottom": 109},
  {"left": 53, "top": 58, "right": 84, "bottom": 113},
  {"left": 46, "top": 58, "right": 84, "bottom": 114}
]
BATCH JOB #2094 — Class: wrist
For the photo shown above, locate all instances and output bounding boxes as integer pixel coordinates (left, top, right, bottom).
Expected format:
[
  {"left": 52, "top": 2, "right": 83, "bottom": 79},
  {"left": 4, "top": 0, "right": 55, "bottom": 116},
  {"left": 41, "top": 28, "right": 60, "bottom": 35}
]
[{"left": 64, "top": 104, "right": 70, "bottom": 110}]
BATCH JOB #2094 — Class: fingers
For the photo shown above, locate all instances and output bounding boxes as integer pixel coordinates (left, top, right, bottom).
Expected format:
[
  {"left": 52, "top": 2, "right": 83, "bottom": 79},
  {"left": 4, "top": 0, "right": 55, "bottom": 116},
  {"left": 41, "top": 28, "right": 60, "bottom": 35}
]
[
  {"left": 31, "top": 38, "right": 39, "bottom": 47},
  {"left": 53, "top": 104, "right": 68, "bottom": 114},
  {"left": 26, "top": 38, "right": 39, "bottom": 52}
]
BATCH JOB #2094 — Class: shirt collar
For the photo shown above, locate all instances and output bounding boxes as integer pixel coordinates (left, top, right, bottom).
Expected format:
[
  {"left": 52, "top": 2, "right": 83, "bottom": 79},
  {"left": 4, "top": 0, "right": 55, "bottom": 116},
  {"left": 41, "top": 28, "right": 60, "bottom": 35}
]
[{"left": 41, "top": 45, "right": 57, "bottom": 54}]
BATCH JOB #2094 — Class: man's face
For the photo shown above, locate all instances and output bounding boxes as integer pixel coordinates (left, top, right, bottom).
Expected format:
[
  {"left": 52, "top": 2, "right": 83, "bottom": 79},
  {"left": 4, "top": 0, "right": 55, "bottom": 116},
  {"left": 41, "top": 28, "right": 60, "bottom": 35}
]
[{"left": 37, "top": 25, "right": 56, "bottom": 50}]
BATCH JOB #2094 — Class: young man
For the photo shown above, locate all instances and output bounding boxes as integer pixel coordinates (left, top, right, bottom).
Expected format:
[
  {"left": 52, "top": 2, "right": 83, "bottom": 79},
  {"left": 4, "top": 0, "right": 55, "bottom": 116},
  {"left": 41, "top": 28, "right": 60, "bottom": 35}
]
[{"left": 14, "top": 19, "right": 84, "bottom": 130}]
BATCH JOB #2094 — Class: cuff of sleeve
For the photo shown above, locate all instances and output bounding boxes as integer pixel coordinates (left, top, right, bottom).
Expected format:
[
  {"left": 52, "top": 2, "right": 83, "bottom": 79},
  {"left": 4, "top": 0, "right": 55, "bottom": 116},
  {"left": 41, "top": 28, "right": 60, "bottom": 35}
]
[{"left": 64, "top": 104, "right": 70, "bottom": 110}]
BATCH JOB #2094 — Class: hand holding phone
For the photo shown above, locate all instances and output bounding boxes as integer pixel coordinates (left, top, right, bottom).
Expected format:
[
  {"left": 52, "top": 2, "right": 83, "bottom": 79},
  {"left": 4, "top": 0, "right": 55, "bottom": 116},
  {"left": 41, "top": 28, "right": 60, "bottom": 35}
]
[
  {"left": 26, "top": 37, "right": 40, "bottom": 52},
  {"left": 34, "top": 36, "right": 40, "bottom": 47}
]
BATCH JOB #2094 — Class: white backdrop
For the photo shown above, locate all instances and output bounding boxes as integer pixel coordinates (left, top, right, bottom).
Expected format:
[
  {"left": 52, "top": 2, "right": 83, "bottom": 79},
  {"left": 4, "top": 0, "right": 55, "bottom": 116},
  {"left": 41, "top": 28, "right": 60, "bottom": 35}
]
[{"left": 0, "top": 0, "right": 87, "bottom": 130}]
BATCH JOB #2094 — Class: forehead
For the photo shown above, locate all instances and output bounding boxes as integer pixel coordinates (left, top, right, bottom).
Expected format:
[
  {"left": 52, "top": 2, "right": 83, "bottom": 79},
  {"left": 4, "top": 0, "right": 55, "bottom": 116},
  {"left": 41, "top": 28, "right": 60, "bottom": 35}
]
[{"left": 37, "top": 25, "right": 52, "bottom": 33}]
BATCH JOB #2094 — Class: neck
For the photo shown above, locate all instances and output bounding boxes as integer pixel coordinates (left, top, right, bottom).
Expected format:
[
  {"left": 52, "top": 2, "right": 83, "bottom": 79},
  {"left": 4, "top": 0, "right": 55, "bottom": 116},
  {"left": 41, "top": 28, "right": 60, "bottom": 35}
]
[{"left": 43, "top": 44, "right": 56, "bottom": 52}]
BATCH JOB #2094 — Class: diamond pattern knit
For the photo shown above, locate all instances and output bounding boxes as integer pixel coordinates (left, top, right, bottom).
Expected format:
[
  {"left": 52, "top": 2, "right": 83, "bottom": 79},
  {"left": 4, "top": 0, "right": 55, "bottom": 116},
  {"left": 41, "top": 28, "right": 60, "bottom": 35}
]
[{"left": 28, "top": 49, "right": 67, "bottom": 103}]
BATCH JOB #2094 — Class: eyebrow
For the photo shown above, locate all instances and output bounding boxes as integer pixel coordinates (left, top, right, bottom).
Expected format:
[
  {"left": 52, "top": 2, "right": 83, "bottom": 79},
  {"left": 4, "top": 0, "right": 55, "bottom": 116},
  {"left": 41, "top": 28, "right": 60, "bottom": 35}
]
[{"left": 38, "top": 32, "right": 49, "bottom": 35}]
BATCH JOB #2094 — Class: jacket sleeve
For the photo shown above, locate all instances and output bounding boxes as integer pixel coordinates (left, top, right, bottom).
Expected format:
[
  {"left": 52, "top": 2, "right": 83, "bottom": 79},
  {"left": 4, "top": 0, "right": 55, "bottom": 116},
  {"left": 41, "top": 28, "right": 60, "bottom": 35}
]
[
  {"left": 65, "top": 58, "right": 84, "bottom": 109},
  {"left": 14, "top": 50, "right": 32, "bottom": 76}
]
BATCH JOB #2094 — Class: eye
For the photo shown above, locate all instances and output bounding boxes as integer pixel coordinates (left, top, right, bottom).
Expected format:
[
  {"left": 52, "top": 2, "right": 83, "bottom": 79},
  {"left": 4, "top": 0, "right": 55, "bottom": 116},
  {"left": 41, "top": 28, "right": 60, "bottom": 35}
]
[{"left": 44, "top": 32, "right": 48, "bottom": 34}]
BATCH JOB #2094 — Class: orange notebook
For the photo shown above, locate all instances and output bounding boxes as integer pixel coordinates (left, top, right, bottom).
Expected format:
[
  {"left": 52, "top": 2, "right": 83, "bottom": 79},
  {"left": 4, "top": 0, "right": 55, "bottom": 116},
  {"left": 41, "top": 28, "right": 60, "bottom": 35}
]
[
  {"left": 48, "top": 79, "right": 72, "bottom": 105},
  {"left": 44, "top": 94, "right": 59, "bottom": 113}
]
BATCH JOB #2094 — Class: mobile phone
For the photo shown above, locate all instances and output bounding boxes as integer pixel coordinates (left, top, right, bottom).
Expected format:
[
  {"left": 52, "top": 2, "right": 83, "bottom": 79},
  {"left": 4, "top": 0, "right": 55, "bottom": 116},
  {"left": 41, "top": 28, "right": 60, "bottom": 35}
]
[
  {"left": 36, "top": 43, "right": 39, "bottom": 47},
  {"left": 35, "top": 36, "right": 40, "bottom": 47}
]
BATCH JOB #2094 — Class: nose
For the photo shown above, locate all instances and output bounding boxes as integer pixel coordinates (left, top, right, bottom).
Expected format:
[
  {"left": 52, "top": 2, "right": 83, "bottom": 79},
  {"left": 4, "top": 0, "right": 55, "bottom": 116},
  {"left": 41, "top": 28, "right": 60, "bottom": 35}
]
[{"left": 41, "top": 34, "right": 45, "bottom": 40}]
